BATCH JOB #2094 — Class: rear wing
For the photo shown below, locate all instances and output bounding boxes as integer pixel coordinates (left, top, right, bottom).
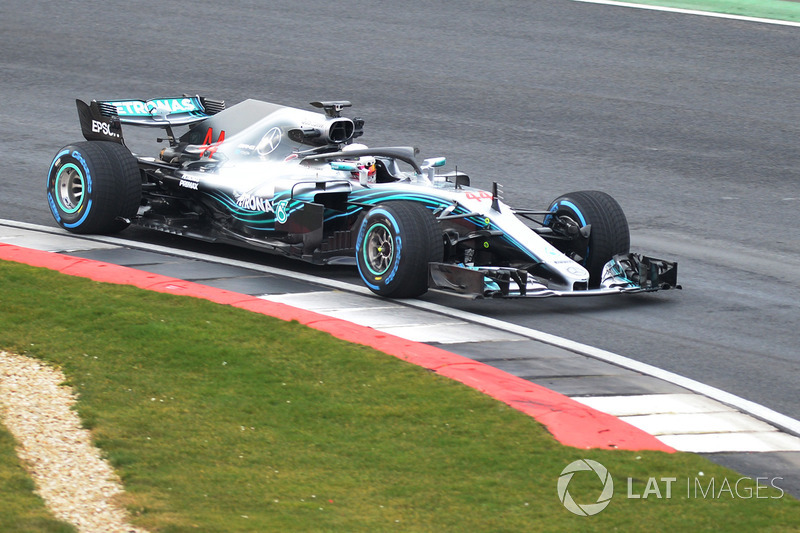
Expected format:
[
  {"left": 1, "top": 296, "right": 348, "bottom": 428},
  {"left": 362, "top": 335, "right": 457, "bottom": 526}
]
[{"left": 76, "top": 96, "right": 225, "bottom": 144}]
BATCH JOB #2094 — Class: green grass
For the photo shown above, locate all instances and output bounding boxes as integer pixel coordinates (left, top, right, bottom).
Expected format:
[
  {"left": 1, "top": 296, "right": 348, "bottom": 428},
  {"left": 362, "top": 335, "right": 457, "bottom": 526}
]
[
  {"left": 0, "top": 428, "right": 76, "bottom": 532},
  {"left": 0, "top": 259, "right": 798, "bottom": 532},
  {"left": 613, "top": 0, "right": 800, "bottom": 22}
]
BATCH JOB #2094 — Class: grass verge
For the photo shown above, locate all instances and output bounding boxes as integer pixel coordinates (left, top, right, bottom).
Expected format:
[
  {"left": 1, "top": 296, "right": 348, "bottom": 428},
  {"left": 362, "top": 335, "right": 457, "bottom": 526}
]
[
  {"left": 0, "top": 259, "right": 798, "bottom": 532},
  {"left": 0, "top": 426, "right": 75, "bottom": 532},
  {"left": 612, "top": 0, "right": 800, "bottom": 22}
]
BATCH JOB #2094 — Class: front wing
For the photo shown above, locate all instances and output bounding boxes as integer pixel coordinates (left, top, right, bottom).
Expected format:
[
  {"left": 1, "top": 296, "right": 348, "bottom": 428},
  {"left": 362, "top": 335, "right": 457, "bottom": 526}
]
[{"left": 428, "top": 253, "right": 679, "bottom": 298}]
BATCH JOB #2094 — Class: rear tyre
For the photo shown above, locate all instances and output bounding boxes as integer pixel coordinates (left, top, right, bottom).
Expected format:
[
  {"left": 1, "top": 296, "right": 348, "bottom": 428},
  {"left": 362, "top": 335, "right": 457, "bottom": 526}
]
[
  {"left": 46, "top": 141, "right": 141, "bottom": 234},
  {"left": 546, "top": 190, "right": 630, "bottom": 287},
  {"left": 356, "top": 202, "right": 443, "bottom": 298}
]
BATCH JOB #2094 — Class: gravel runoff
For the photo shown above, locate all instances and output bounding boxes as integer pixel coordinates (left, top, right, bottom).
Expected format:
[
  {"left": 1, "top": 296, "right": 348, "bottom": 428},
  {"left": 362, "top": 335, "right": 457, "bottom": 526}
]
[{"left": 0, "top": 351, "right": 149, "bottom": 533}]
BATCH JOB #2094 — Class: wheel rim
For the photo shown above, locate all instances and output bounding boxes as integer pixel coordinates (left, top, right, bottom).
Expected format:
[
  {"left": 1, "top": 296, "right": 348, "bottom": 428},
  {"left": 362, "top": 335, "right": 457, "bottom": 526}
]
[
  {"left": 363, "top": 222, "right": 394, "bottom": 276},
  {"left": 55, "top": 164, "right": 85, "bottom": 214}
]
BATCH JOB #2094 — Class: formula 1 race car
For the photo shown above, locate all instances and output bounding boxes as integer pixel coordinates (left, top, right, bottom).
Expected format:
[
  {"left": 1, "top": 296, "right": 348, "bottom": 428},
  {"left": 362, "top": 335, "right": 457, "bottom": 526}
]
[{"left": 46, "top": 96, "right": 679, "bottom": 299}]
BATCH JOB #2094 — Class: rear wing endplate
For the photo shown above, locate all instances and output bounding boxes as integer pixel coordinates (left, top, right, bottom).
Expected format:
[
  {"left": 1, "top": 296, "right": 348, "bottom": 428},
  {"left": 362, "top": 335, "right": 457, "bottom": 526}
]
[{"left": 77, "top": 96, "right": 225, "bottom": 143}]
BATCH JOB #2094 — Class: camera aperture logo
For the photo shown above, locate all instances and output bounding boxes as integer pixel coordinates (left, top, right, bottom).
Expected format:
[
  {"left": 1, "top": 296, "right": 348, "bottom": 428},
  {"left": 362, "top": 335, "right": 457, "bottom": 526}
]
[
  {"left": 557, "top": 459, "right": 614, "bottom": 516},
  {"left": 557, "top": 460, "right": 785, "bottom": 517}
]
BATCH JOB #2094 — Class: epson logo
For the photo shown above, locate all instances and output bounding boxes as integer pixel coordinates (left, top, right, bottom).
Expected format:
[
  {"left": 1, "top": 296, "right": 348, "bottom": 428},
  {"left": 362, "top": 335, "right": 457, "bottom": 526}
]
[{"left": 91, "top": 120, "right": 119, "bottom": 138}]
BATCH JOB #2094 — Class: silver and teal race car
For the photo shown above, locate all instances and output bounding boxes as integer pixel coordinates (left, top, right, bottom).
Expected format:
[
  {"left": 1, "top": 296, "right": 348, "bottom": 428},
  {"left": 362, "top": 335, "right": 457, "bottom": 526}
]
[{"left": 46, "top": 96, "right": 679, "bottom": 299}]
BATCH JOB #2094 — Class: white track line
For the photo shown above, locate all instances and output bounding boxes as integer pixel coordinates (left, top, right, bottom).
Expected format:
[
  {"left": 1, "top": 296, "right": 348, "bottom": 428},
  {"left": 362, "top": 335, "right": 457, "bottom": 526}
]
[
  {"left": 409, "top": 297, "right": 800, "bottom": 437},
  {"left": 3, "top": 219, "right": 800, "bottom": 438},
  {"left": 572, "top": 0, "right": 800, "bottom": 28}
]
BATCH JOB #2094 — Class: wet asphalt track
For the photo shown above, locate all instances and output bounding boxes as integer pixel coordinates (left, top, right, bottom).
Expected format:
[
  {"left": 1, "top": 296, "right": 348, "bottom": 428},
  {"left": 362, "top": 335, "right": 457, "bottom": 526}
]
[{"left": 1, "top": 1, "right": 798, "bottom": 426}]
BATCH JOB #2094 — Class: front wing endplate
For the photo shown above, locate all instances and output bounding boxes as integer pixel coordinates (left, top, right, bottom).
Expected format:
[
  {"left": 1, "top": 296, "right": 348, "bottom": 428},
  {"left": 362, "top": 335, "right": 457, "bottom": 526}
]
[{"left": 428, "top": 253, "right": 680, "bottom": 299}]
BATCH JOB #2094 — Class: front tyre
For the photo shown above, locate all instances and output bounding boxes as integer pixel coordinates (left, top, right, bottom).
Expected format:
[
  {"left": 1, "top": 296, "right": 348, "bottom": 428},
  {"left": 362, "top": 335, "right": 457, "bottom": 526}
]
[
  {"left": 356, "top": 202, "right": 443, "bottom": 298},
  {"left": 46, "top": 141, "right": 141, "bottom": 234},
  {"left": 546, "top": 190, "right": 630, "bottom": 287}
]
